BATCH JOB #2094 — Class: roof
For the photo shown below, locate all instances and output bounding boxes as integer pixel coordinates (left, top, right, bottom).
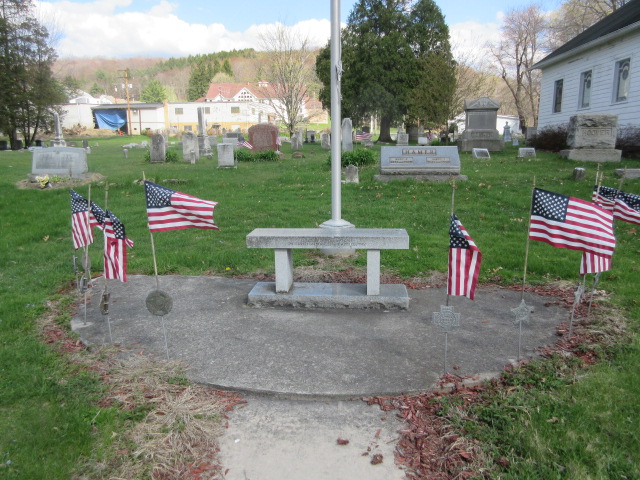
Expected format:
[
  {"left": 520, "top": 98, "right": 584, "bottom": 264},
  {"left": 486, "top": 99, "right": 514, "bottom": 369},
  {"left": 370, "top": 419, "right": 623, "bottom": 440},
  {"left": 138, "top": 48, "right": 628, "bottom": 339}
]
[
  {"left": 534, "top": 0, "right": 640, "bottom": 69},
  {"left": 91, "top": 103, "right": 163, "bottom": 110},
  {"left": 201, "top": 82, "right": 276, "bottom": 101}
]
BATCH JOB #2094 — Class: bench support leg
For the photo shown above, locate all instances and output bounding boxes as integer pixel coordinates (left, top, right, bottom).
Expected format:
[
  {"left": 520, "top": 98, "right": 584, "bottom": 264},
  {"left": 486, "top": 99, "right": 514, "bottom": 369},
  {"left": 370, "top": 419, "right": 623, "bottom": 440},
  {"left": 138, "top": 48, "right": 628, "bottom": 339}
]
[
  {"left": 367, "top": 249, "right": 380, "bottom": 295},
  {"left": 274, "top": 248, "right": 294, "bottom": 293}
]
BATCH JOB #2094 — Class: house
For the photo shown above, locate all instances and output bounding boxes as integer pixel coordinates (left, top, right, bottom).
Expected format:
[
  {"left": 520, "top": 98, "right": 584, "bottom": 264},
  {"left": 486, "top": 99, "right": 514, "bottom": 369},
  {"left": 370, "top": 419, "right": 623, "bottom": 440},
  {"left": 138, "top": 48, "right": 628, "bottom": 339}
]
[{"left": 533, "top": 1, "right": 640, "bottom": 129}]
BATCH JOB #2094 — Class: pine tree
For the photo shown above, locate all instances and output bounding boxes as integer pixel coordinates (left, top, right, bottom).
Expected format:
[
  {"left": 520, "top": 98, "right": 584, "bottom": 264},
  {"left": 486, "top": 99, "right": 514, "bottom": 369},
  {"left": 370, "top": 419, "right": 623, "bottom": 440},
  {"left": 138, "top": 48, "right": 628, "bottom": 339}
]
[{"left": 187, "top": 60, "right": 214, "bottom": 101}]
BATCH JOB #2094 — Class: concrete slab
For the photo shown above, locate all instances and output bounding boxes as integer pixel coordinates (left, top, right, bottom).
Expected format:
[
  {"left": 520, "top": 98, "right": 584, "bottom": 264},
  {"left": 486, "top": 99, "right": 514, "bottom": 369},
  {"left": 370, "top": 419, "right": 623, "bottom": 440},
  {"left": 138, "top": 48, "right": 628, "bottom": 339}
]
[
  {"left": 247, "top": 281, "right": 410, "bottom": 309},
  {"left": 72, "top": 275, "right": 567, "bottom": 399}
]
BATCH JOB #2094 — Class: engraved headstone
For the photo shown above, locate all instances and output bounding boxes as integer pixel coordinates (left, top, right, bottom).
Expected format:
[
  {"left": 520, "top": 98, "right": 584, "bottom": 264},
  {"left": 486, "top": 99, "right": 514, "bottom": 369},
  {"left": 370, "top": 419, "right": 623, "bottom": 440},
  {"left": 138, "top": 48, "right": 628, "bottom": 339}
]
[
  {"left": 150, "top": 134, "right": 166, "bottom": 163},
  {"left": 458, "top": 97, "right": 503, "bottom": 152},
  {"left": 31, "top": 147, "right": 88, "bottom": 178},
  {"left": 396, "top": 133, "right": 409, "bottom": 146},
  {"left": 560, "top": 114, "right": 622, "bottom": 162},
  {"left": 512, "top": 138, "right": 520, "bottom": 146},
  {"left": 321, "top": 133, "right": 330, "bottom": 149},
  {"left": 217, "top": 143, "right": 236, "bottom": 168},
  {"left": 182, "top": 131, "right": 199, "bottom": 163},
  {"left": 248, "top": 124, "right": 279, "bottom": 152},
  {"left": 518, "top": 148, "right": 536, "bottom": 158},
  {"left": 197, "top": 107, "right": 212, "bottom": 157},
  {"left": 417, "top": 137, "right": 430, "bottom": 145},
  {"left": 52, "top": 112, "right": 66, "bottom": 147},
  {"left": 472, "top": 148, "right": 491, "bottom": 159},
  {"left": 292, "top": 133, "right": 303, "bottom": 151},
  {"left": 345, "top": 164, "right": 359, "bottom": 183},
  {"left": 306, "top": 130, "right": 316, "bottom": 143},
  {"left": 503, "top": 122, "right": 512, "bottom": 142},
  {"left": 378, "top": 146, "right": 462, "bottom": 177},
  {"left": 342, "top": 118, "right": 353, "bottom": 152}
]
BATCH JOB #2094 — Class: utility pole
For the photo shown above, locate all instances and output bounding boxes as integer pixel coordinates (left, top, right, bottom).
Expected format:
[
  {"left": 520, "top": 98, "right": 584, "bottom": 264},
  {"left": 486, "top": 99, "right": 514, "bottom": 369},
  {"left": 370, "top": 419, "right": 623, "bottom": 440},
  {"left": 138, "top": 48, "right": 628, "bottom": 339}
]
[{"left": 119, "top": 69, "right": 133, "bottom": 136}]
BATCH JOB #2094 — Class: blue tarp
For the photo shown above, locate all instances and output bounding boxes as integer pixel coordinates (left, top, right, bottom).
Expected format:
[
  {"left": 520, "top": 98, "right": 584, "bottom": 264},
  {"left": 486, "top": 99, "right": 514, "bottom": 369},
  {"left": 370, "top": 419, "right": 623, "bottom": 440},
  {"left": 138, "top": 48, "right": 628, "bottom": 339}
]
[{"left": 94, "top": 109, "right": 127, "bottom": 130}]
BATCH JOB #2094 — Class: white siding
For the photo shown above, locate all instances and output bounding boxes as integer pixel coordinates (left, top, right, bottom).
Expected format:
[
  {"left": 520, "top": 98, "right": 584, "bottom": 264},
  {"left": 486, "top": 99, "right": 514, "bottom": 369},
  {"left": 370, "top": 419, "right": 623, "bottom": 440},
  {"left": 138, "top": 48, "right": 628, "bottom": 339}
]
[{"left": 537, "top": 31, "right": 640, "bottom": 129}]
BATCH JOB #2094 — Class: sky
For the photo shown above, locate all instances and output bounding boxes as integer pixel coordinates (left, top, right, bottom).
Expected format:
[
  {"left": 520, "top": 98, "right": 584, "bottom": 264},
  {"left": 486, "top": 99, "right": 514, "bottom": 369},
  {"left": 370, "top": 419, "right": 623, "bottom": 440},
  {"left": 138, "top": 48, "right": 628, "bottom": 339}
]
[{"left": 35, "top": 0, "right": 559, "bottom": 59}]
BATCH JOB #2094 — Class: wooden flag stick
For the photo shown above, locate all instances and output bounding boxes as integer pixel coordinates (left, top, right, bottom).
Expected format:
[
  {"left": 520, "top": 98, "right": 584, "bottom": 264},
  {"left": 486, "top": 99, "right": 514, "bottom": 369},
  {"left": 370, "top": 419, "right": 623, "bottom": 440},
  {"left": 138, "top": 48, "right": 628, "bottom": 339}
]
[
  {"left": 520, "top": 177, "right": 536, "bottom": 301},
  {"left": 143, "top": 172, "right": 160, "bottom": 290},
  {"left": 103, "top": 182, "right": 109, "bottom": 294},
  {"left": 82, "top": 184, "right": 92, "bottom": 324}
]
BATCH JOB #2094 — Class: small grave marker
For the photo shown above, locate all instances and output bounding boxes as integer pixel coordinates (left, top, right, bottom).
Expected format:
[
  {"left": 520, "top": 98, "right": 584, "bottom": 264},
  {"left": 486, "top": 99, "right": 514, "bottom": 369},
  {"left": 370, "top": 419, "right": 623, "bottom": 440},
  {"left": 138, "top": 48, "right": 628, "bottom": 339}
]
[
  {"left": 472, "top": 148, "right": 491, "bottom": 159},
  {"left": 518, "top": 148, "right": 536, "bottom": 158}
]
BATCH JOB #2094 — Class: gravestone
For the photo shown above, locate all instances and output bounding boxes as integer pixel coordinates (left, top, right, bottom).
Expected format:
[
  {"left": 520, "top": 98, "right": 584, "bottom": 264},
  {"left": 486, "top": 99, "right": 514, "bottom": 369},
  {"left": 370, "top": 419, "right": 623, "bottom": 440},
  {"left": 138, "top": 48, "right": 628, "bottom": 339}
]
[
  {"left": 248, "top": 124, "right": 279, "bottom": 152},
  {"left": 321, "top": 133, "right": 330, "bottom": 149},
  {"left": 123, "top": 148, "right": 129, "bottom": 159},
  {"left": 458, "top": 97, "right": 503, "bottom": 152},
  {"left": 217, "top": 143, "right": 236, "bottom": 168},
  {"left": 82, "top": 139, "right": 89, "bottom": 148},
  {"left": 472, "top": 148, "right": 491, "bottom": 159},
  {"left": 503, "top": 122, "right": 512, "bottom": 142},
  {"left": 342, "top": 118, "right": 353, "bottom": 152},
  {"left": 518, "top": 148, "right": 536, "bottom": 158},
  {"left": 375, "top": 146, "right": 466, "bottom": 182},
  {"left": 306, "top": 130, "right": 316, "bottom": 143},
  {"left": 0, "top": 141, "right": 7, "bottom": 150},
  {"left": 560, "top": 114, "right": 621, "bottom": 162},
  {"left": 615, "top": 169, "right": 640, "bottom": 178},
  {"left": 197, "top": 107, "right": 212, "bottom": 157},
  {"left": 14, "top": 140, "right": 23, "bottom": 150},
  {"left": 525, "top": 127, "right": 537, "bottom": 141},
  {"left": 292, "top": 133, "right": 303, "bottom": 151},
  {"left": 512, "top": 138, "right": 520, "bottom": 146},
  {"left": 345, "top": 165, "right": 359, "bottom": 184},
  {"left": 418, "top": 137, "right": 430, "bottom": 145},
  {"left": 396, "top": 133, "right": 409, "bottom": 146},
  {"left": 573, "top": 167, "right": 586, "bottom": 181},
  {"left": 150, "top": 134, "right": 166, "bottom": 163},
  {"left": 52, "top": 112, "right": 66, "bottom": 147},
  {"left": 31, "top": 147, "right": 88, "bottom": 178},
  {"left": 408, "top": 126, "right": 420, "bottom": 143},
  {"left": 182, "top": 131, "right": 200, "bottom": 163}
]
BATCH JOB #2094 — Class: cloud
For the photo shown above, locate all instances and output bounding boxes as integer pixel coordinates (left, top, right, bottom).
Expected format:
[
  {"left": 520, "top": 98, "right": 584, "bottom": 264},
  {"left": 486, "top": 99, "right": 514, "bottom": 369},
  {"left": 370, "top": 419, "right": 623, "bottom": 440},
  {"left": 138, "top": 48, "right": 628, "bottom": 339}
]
[
  {"left": 449, "top": 20, "right": 502, "bottom": 64},
  {"left": 36, "top": 0, "right": 332, "bottom": 58}
]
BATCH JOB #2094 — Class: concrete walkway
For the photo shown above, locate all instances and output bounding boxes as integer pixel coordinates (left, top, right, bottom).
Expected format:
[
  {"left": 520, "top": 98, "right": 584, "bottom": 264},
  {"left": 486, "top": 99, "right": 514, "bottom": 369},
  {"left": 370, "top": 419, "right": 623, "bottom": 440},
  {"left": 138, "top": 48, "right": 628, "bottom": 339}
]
[{"left": 72, "top": 275, "right": 568, "bottom": 478}]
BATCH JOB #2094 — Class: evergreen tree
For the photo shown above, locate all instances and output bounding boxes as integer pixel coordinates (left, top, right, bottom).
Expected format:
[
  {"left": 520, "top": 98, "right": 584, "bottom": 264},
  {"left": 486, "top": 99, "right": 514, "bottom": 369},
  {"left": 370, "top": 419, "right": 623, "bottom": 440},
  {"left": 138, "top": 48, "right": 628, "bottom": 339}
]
[
  {"left": 140, "top": 79, "right": 167, "bottom": 103},
  {"left": 187, "top": 60, "right": 214, "bottom": 101},
  {"left": 0, "top": 0, "right": 64, "bottom": 148},
  {"left": 316, "top": 0, "right": 454, "bottom": 142}
]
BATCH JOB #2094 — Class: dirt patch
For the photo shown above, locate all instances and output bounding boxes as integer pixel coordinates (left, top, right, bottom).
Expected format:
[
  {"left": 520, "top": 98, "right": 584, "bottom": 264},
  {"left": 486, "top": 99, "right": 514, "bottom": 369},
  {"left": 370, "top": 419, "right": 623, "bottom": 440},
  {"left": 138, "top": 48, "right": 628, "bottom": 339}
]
[{"left": 17, "top": 172, "right": 105, "bottom": 190}]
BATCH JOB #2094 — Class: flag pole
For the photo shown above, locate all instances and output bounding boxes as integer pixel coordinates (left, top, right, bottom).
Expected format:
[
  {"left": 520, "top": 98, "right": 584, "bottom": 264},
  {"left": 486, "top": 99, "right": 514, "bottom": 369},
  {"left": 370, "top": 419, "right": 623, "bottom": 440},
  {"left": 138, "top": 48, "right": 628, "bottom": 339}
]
[
  {"left": 520, "top": 177, "right": 536, "bottom": 301},
  {"left": 82, "top": 184, "right": 93, "bottom": 325},
  {"left": 102, "top": 182, "right": 113, "bottom": 343},
  {"left": 143, "top": 172, "right": 161, "bottom": 290},
  {"left": 446, "top": 181, "right": 456, "bottom": 307}
]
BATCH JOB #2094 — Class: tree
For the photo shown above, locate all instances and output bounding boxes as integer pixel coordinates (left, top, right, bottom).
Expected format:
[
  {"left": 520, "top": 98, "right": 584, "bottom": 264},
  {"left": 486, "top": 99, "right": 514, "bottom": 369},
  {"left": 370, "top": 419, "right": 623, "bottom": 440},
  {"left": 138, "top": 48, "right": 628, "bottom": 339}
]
[
  {"left": 258, "top": 24, "right": 317, "bottom": 138},
  {"left": 187, "top": 59, "right": 214, "bottom": 101},
  {"left": 489, "top": 4, "right": 546, "bottom": 133},
  {"left": 0, "top": 0, "right": 65, "bottom": 148},
  {"left": 141, "top": 79, "right": 167, "bottom": 103},
  {"left": 316, "top": 0, "right": 455, "bottom": 142},
  {"left": 547, "top": 0, "right": 631, "bottom": 50}
]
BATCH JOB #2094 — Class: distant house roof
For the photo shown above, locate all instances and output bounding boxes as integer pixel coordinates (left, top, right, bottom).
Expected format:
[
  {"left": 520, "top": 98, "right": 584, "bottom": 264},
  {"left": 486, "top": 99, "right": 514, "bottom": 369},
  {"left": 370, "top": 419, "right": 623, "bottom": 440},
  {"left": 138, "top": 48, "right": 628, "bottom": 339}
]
[
  {"left": 533, "top": 0, "right": 640, "bottom": 70},
  {"left": 92, "top": 103, "right": 163, "bottom": 110},
  {"left": 199, "top": 82, "right": 276, "bottom": 102}
]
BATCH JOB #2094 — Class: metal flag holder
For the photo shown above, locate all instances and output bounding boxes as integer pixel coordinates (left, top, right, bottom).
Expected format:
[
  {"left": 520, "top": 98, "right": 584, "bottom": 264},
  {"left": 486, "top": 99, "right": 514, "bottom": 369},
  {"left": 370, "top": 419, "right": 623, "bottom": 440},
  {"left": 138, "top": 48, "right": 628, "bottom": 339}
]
[
  {"left": 569, "top": 279, "right": 585, "bottom": 338},
  {"left": 587, "top": 272, "right": 602, "bottom": 316},
  {"left": 143, "top": 171, "right": 174, "bottom": 361},
  {"left": 432, "top": 305, "right": 461, "bottom": 375},
  {"left": 511, "top": 299, "right": 533, "bottom": 362}
]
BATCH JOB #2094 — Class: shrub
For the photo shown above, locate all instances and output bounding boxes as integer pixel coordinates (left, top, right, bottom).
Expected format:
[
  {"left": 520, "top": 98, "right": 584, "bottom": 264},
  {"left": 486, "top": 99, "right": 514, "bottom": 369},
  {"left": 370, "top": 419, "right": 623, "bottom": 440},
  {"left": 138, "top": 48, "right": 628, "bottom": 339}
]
[
  {"left": 143, "top": 148, "right": 180, "bottom": 163},
  {"left": 326, "top": 148, "right": 377, "bottom": 168},
  {"left": 429, "top": 138, "right": 443, "bottom": 146},
  {"left": 235, "top": 149, "right": 280, "bottom": 162},
  {"left": 616, "top": 125, "right": 640, "bottom": 158},
  {"left": 529, "top": 123, "right": 569, "bottom": 152}
]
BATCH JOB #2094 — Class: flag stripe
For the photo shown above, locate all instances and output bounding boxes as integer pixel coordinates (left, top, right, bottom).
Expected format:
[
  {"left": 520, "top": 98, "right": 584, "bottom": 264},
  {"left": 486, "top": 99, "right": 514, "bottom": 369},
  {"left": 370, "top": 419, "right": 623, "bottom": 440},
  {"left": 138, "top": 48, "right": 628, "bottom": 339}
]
[
  {"left": 145, "top": 181, "right": 218, "bottom": 232},
  {"left": 614, "top": 197, "right": 640, "bottom": 225},
  {"left": 70, "top": 190, "right": 94, "bottom": 249},
  {"left": 580, "top": 252, "right": 612, "bottom": 275},
  {"left": 447, "top": 215, "right": 482, "bottom": 300}
]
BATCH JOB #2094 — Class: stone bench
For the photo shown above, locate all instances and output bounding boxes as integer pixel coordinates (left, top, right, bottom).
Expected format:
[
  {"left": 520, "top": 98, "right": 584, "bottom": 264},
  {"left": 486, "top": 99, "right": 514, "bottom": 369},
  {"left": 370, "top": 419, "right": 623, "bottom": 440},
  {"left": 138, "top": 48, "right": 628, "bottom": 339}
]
[{"left": 246, "top": 228, "right": 410, "bottom": 308}]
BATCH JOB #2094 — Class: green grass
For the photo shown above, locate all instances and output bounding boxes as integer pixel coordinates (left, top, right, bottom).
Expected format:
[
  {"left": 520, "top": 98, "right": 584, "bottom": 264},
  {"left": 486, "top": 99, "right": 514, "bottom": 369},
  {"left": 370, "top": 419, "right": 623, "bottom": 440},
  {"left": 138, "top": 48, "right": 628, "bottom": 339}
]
[{"left": 0, "top": 136, "right": 639, "bottom": 478}]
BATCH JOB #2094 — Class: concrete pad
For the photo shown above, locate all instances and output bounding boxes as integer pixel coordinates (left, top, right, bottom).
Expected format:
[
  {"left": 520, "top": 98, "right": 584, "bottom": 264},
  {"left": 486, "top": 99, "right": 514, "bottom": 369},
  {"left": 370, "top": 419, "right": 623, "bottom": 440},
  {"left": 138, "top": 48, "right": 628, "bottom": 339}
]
[
  {"left": 72, "top": 275, "right": 568, "bottom": 399},
  {"left": 219, "top": 396, "right": 405, "bottom": 480}
]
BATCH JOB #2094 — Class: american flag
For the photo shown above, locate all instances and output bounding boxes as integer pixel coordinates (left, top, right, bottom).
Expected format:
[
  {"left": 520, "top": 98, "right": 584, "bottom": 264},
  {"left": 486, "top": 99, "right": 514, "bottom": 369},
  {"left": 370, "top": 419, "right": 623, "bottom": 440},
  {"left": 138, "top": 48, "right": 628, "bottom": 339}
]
[
  {"left": 90, "top": 201, "right": 106, "bottom": 231},
  {"left": 529, "top": 188, "right": 616, "bottom": 258},
  {"left": 237, "top": 140, "right": 253, "bottom": 149},
  {"left": 580, "top": 252, "right": 612, "bottom": 276},
  {"left": 103, "top": 210, "right": 133, "bottom": 282},
  {"left": 70, "top": 189, "right": 94, "bottom": 249},
  {"left": 355, "top": 131, "right": 372, "bottom": 142},
  {"left": 145, "top": 181, "right": 218, "bottom": 232},
  {"left": 614, "top": 193, "right": 640, "bottom": 225},
  {"left": 448, "top": 214, "right": 482, "bottom": 300},
  {"left": 592, "top": 185, "right": 618, "bottom": 209}
]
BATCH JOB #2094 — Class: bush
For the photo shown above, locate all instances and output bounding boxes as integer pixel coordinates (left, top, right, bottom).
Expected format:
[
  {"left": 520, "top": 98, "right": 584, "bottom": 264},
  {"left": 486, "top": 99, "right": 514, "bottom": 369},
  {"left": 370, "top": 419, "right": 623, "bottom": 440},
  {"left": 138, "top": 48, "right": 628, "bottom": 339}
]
[
  {"left": 326, "top": 148, "right": 377, "bottom": 168},
  {"left": 235, "top": 149, "right": 280, "bottom": 162},
  {"left": 143, "top": 148, "right": 179, "bottom": 163},
  {"left": 616, "top": 125, "right": 640, "bottom": 158},
  {"left": 529, "top": 124, "right": 569, "bottom": 152}
]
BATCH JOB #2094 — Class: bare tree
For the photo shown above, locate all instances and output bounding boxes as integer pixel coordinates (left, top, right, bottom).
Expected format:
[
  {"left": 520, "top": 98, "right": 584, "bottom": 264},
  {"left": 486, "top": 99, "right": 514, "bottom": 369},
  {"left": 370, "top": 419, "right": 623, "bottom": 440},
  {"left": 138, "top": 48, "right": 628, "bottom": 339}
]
[
  {"left": 489, "top": 4, "right": 547, "bottom": 133},
  {"left": 547, "top": 0, "right": 631, "bottom": 50},
  {"left": 258, "top": 25, "right": 317, "bottom": 137},
  {"left": 446, "top": 49, "right": 494, "bottom": 123}
]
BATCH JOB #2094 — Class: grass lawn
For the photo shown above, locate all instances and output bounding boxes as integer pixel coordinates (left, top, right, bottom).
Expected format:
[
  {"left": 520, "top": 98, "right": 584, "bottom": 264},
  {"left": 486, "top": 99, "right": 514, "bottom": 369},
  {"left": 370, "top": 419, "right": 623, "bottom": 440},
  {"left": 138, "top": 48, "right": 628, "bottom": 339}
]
[{"left": 0, "top": 136, "right": 638, "bottom": 479}]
